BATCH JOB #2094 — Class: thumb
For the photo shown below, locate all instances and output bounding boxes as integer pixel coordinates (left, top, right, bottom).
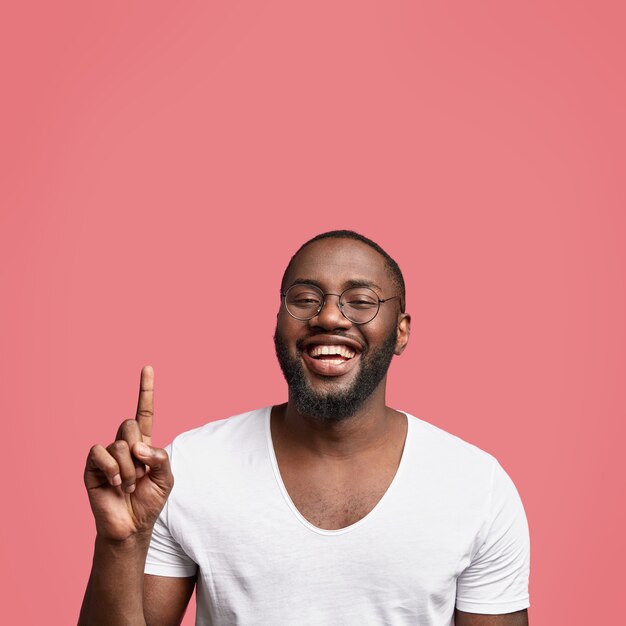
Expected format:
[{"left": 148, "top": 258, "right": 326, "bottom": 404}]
[{"left": 133, "top": 442, "right": 173, "bottom": 491}]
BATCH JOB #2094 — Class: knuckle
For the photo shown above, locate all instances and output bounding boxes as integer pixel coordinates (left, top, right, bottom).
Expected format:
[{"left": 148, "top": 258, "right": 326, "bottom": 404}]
[
  {"left": 88, "top": 444, "right": 103, "bottom": 457},
  {"left": 85, "top": 445, "right": 120, "bottom": 476},
  {"left": 122, "top": 418, "right": 137, "bottom": 430},
  {"left": 87, "top": 445, "right": 109, "bottom": 467},
  {"left": 94, "top": 454, "right": 118, "bottom": 475},
  {"left": 108, "top": 439, "right": 129, "bottom": 455},
  {"left": 153, "top": 448, "right": 170, "bottom": 464}
]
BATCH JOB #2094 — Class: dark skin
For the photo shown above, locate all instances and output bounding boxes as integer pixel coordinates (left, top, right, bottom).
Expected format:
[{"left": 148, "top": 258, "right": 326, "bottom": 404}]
[
  {"left": 79, "top": 365, "right": 195, "bottom": 626},
  {"left": 271, "top": 239, "right": 411, "bottom": 531},
  {"left": 454, "top": 611, "right": 528, "bottom": 626},
  {"left": 79, "top": 238, "right": 528, "bottom": 625}
]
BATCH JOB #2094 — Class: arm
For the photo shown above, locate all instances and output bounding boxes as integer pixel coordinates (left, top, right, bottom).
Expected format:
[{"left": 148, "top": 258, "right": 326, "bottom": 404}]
[
  {"left": 144, "top": 575, "right": 196, "bottom": 626},
  {"left": 79, "top": 534, "right": 150, "bottom": 626},
  {"left": 455, "top": 608, "right": 529, "bottom": 626},
  {"left": 79, "top": 367, "right": 189, "bottom": 626},
  {"left": 79, "top": 539, "right": 195, "bottom": 626}
]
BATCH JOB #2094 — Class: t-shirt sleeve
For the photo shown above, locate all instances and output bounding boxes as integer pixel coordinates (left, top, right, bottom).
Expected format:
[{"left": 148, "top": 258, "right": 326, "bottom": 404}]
[
  {"left": 144, "top": 446, "right": 198, "bottom": 578},
  {"left": 455, "top": 460, "right": 530, "bottom": 614}
]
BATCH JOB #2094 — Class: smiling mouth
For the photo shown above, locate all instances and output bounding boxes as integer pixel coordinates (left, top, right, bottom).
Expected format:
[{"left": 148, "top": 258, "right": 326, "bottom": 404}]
[{"left": 306, "top": 344, "right": 357, "bottom": 364}]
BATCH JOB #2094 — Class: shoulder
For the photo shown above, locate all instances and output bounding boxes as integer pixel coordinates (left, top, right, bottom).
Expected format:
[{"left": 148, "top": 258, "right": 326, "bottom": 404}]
[
  {"left": 166, "top": 406, "right": 270, "bottom": 467},
  {"left": 404, "top": 412, "right": 498, "bottom": 469},
  {"left": 401, "top": 413, "right": 529, "bottom": 554},
  {"left": 161, "top": 407, "right": 275, "bottom": 515},
  {"left": 401, "top": 413, "right": 518, "bottom": 502}
]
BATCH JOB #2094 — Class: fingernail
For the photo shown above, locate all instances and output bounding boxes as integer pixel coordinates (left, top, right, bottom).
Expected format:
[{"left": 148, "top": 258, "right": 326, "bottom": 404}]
[
  {"left": 125, "top": 484, "right": 136, "bottom": 494},
  {"left": 112, "top": 474, "right": 122, "bottom": 486},
  {"left": 136, "top": 443, "right": 150, "bottom": 456}
]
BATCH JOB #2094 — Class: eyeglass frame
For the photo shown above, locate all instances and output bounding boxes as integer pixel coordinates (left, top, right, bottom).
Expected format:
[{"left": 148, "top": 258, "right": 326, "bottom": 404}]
[{"left": 280, "top": 283, "right": 402, "bottom": 325}]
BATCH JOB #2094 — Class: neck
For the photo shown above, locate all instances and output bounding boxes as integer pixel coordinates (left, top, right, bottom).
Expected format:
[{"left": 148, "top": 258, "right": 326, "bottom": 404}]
[{"left": 276, "top": 384, "right": 399, "bottom": 459}]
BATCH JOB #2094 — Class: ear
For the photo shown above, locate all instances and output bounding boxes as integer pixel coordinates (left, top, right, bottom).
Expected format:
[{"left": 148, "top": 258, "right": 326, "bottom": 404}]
[{"left": 394, "top": 314, "right": 411, "bottom": 355}]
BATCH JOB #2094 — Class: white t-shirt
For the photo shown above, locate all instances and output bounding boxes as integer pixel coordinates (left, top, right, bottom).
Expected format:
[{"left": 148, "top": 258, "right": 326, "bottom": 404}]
[{"left": 145, "top": 408, "right": 530, "bottom": 625}]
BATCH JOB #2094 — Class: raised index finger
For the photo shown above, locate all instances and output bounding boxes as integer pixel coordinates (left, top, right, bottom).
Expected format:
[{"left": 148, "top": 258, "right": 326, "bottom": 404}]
[{"left": 135, "top": 365, "right": 154, "bottom": 445}]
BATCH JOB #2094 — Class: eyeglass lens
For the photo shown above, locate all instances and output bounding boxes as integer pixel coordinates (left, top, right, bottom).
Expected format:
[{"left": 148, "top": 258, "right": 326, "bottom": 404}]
[{"left": 284, "top": 285, "right": 380, "bottom": 324}]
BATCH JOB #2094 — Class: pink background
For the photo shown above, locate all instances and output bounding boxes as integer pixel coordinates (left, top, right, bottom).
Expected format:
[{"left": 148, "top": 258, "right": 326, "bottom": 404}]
[{"left": 1, "top": 2, "right": 624, "bottom": 624}]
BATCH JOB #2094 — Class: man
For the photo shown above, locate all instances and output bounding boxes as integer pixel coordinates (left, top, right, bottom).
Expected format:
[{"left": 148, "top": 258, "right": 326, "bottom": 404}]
[{"left": 80, "top": 230, "right": 530, "bottom": 625}]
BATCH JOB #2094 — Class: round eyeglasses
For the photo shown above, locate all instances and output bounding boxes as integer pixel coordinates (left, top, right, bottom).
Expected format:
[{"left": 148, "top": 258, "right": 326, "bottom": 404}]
[{"left": 281, "top": 284, "right": 402, "bottom": 325}]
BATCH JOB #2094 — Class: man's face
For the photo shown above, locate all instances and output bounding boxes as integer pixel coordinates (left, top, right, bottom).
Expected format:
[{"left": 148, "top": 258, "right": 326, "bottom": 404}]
[{"left": 273, "top": 238, "right": 410, "bottom": 421}]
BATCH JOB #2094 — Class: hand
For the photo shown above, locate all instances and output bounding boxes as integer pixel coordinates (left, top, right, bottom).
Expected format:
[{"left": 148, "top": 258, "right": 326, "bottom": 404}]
[{"left": 84, "top": 366, "right": 174, "bottom": 542}]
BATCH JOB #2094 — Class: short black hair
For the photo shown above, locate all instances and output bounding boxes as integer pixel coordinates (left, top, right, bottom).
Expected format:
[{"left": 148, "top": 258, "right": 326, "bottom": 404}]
[{"left": 281, "top": 230, "right": 406, "bottom": 312}]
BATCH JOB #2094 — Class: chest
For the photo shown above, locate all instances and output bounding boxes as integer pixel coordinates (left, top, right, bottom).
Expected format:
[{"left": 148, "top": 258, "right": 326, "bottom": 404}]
[
  {"left": 279, "top": 459, "right": 398, "bottom": 530},
  {"left": 173, "top": 478, "right": 465, "bottom": 626}
]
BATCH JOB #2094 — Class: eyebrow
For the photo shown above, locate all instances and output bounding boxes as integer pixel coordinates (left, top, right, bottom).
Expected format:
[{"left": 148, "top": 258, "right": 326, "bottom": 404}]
[{"left": 287, "top": 278, "right": 384, "bottom": 292}]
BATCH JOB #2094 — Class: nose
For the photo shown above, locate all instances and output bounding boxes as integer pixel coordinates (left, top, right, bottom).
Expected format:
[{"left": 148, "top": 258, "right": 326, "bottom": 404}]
[{"left": 309, "top": 294, "right": 352, "bottom": 330}]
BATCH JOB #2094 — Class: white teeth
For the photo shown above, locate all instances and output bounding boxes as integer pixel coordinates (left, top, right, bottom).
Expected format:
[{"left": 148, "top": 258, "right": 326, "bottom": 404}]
[{"left": 309, "top": 345, "right": 356, "bottom": 359}]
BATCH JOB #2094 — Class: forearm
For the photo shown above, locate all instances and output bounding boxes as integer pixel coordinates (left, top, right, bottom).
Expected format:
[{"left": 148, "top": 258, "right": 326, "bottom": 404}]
[{"left": 79, "top": 533, "right": 152, "bottom": 626}]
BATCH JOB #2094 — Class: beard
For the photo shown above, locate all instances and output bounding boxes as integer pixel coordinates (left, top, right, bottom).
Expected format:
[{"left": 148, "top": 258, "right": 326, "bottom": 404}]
[{"left": 273, "top": 325, "right": 398, "bottom": 422}]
